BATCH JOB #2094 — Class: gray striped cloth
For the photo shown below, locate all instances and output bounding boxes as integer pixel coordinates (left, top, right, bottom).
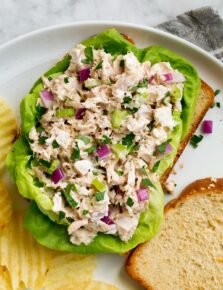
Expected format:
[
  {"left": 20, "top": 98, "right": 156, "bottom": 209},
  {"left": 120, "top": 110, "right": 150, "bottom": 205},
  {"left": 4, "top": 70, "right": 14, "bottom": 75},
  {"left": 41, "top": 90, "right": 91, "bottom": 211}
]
[{"left": 156, "top": 6, "right": 223, "bottom": 62}]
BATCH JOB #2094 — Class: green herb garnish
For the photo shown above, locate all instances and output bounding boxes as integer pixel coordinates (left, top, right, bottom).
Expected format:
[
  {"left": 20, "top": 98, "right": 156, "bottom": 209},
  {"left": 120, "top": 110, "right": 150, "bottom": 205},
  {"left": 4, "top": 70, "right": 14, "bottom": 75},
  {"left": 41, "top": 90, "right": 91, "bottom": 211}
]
[
  {"left": 71, "top": 145, "right": 80, "bottom": 160},
  {"left": 216, "top": 102, "right": 221, "bottom": 108},
  {"left": 157, "top": 140, "right": 171, "bottom": 154},
  {"left": 39, "top": 159, "right": 51, "bottom": 168},
  {"left": 85, "top": 145, "right": 97, "bottom": 154},
  {"left": 82, "top": 47, "right": 93, "bottom": 64},
  {"left": 34, "top": 177, "right": 44, "bottom": 188},
  {"left": 141, "top": 178, "right": 156, "bottom": 189},
  {"left": 152, "top": 160, "right": 160, "bottom": 173},
  {"left": 130, "top": 78, "right": 148, "bottom": 92},
  {"left": 120, "top": 59, "right": 125, "bottom": 68},
  {"left": 95, "top": 191, "right": 105, "bottom": 202},
  {"left": 82, "top": 210, "right": 89, "bottom": 216},
  {"left": 77, "top": 135, "right": 91, "bottom": 145},
  {"left": 214, "top": 89, "right": 221, "bottom": 96},
  {"left": 64, "top": 184, "right": 78, "bottom": 208},
  {"left": 36, "top": 104, "right": 47, "bottom": 120},
  {"left": 58, "top": 211, "right": 66, "bottom": 220},
  {"left": 115, "top": 170, "right": 124, "bottom": 176},
  {"left": 126, "top": 107, "right": 139, "bottom": 114},
  {"left": 95, "top": 60, "right": 103, "bottom": 70},
  {"left": 39, "top": 136, "right": 48, "bottom": 145},
  {"left": 101, "top": 135, "right": 112, "bottom": 144},
  {"left": 147, "top": 120, "right": 155, "bottom": 132},
  {"left": 64, "top": 77, "right": 69, "bottom": 84},
  {"left": 123, "top": 96, "right": 132, "bottom": 104},
  {"left": 190, "top": 134, "right": 203, "bottom": 148},
  {"left": 127, "top": 197, "right": 134, "bottom": 207},
  {"left": 52, "top": 140, "right": 60, "bottom": 148},
  {"left": 122, "top": 133, "right": 135, "bottom": 148}
]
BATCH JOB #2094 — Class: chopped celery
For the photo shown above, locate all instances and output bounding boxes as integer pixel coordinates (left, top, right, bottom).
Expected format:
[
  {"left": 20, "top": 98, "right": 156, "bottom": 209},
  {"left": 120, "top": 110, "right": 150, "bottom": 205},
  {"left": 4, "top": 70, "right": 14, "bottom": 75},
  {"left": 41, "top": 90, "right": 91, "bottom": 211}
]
[
  {"left": 92, "top": 178, "right": 106, "bottom": 191},
  {"left": 111, "top": 110, "right": 128, "bottom": 128},
  {"left": 47, "top": 159, "right": 60, "bottom": 174},
  {"left": 84, "top": 78, "right": 100, "bottom": 88},
  {"left": 170, "top": 86, "right": 181, "bottom": 103},
  {"left": 77, "top": 135, "right": 91, "bottom": 145},
  {"left": 56, "top": 108, "right": 75, "bottom": 117},
  {"left": 111, "top": 143, "right": 129, "bottom": 160}
]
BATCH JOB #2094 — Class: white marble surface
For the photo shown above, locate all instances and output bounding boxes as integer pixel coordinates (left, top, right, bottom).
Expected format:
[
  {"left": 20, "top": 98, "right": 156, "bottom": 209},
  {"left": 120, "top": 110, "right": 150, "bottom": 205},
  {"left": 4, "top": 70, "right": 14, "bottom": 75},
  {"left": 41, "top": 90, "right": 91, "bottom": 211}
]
[{"left": 0, "top": 0, "right": 222, "bottom": 45}]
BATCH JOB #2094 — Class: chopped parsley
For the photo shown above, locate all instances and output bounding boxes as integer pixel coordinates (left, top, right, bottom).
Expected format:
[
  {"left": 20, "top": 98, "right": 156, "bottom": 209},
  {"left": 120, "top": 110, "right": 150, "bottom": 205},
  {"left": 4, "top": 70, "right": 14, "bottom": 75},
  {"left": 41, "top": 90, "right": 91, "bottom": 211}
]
[
  {"left": 36, "top": 104, "right": 47, "bottom": 121},
  {"left": 39, "top": 159, "right": 51, "bottom": 168},
  {"left": 95, "top": 60, "right": 103, "bottom": 70},
  {"left": 157, "top": 140, "right": 171, "bottom": 154},
  {"left": 123, "top": 96, "right": 132, "bottom": 104},
  {"left": 120, "top": 59, "right": 125, "bottom": 68},
  {"left": 130, "top": 78, "right": 148, "bottom": 92},
  {"left": 141, "top": 178, "right": 156, "bottom": 189},
  {"left": 95, "top": 191, "right": 105, "bottom": 201},
  {"left": 64, "top": 185, "right": 78, "bottom": 208},
  {"left": 85, "top": 145, "right": 97, "bottom": 154},
  {"left": 82, "top": 46, "right": 93, "bottom": 64},
  {"left": 71, "top": 145, "right": 80, "bottom": 160},
  {"left": 34, "top": 177, "right": 44, "bottom": 188},
  {"left": 115, "top": 170, "right": 124, "bottom": 176},
  {"left": 48, "top": 76, "right": 53, "bottom": 81},
  {"left": 36, "top": 124, "right": 44, "bottom": 133},
  {"left": 64, "top": 77, "right": 69, "bottom": 84},
  {"left": 52, "top": 140, "right": 60, "bottom": 148},
  {"left": 122, "top": 133, "right": 135, "bottom": 148},
  {"left": 39, "top": 136, "right": 48, "bottom": 145},
  {"left": 82, "top": 210, "right": 89, "bottom": 216},
  {"left": 77, "top": 135, "right": 91, "bottom": 145},
  {"left": 216, "top": 102, "right": 221, "bottom": 108},
  {"left": 147, "top": 120, "right": 155, "bottom": 132},
  {"left": 127, "top": 197, "right": 134, "bottom": 207},
  {"left": 190, "top": 134, "right": 203, "bottom": 149},
  {"left": 101, "top": 135, "right": 112, "bottom": 144},
  {"left": 152, "top": 160, "right": 160, "bottom": 173},
  {"left": 58, "top": 211, "right": 66, "bottom": 220},
  {"left": 214, "top": 89, "right": 221, "bottom": 96},
  {"left": 130, "top": 143, "right": 140, "bottom": 152},
  {"left": 126, "top": 107, "right": 139, "bottom": 114}
]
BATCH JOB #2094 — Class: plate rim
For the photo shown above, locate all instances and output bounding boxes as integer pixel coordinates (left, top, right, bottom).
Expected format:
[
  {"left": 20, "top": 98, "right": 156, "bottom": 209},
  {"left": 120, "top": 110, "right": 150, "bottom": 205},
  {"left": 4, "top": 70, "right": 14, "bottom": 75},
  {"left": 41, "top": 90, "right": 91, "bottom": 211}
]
[{"left": 0, "top": 20, "right": 222, "bottom": 70}]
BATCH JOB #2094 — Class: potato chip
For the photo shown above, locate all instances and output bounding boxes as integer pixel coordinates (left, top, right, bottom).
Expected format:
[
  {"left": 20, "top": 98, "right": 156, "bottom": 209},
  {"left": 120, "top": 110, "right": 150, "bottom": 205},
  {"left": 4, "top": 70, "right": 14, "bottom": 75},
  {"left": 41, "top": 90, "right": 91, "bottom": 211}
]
[
  {"left": 0, "top": 179, "right": 12, "bottom": 230},
  {"left": 65, "top": 280, "right": 119, "bottom": 290},
  {"left": 0, "top": 98, "right": 17, "bottom": 170},
  {"left": 0, "top": 266, "right": 13, "bottom": 290},
  {"left": 0, "top": 213, "right": 52, "bottom": 290},
  {"left": 43, "top": 252, "right": 96, "bottom": 289}
]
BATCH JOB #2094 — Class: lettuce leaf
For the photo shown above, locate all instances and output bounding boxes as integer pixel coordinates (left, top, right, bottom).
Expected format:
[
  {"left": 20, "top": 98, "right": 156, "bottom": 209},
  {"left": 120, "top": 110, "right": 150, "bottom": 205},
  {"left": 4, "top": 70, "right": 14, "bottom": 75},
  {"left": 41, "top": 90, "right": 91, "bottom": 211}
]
[
  {"left": 7, "top": 28, "right": 200, "bottom": 253},
  {"left": 24, "top": 180, "right": 163, "bottom": 254}
]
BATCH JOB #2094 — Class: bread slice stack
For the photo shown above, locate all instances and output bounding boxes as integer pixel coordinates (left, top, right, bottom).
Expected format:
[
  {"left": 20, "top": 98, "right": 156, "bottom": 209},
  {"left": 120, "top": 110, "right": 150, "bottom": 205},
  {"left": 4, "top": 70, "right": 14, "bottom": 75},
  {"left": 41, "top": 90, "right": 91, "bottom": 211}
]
[{"left": 126, "top": 178, "right": 223, "bottom": 289}]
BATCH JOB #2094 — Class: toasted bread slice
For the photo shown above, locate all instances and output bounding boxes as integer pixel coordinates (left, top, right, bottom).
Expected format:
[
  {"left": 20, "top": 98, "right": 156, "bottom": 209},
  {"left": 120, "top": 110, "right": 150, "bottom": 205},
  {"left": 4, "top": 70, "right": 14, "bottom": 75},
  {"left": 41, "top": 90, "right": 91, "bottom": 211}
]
[
  {"left": 126, "top": 178, "right": 223, "bottom": 290},
  {"left": 161, "top": 80, "right": 214, "bottom": 184}
]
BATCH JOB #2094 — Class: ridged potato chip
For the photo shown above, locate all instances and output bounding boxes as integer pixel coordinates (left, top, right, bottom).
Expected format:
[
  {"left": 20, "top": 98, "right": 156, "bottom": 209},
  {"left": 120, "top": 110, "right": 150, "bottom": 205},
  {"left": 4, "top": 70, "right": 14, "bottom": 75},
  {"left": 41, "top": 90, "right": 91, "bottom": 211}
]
[
  {"left": 0, "top": 179, "right": 12, "bottom": 230},
  {"left": 65, "top": 281, "right": 119, "bottom": 290},
  {"left": 0, "top": 98, "right": 17, "bottom": 171},
  {"left": 0, "top": 266, "right": 13, "bottom": 290},
  {"left": 0, "top": 213, "right": 52, "bottom": 290},
  {"left": 43, "top": 252, "right": 96, "bottom": 289}
]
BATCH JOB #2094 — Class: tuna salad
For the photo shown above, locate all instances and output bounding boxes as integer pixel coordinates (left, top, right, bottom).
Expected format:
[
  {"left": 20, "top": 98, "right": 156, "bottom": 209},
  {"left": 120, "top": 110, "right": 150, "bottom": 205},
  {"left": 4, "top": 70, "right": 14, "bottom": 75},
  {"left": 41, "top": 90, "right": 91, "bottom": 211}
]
[{"left": 28, "top": 44, "right": 185, "bottom": 245}]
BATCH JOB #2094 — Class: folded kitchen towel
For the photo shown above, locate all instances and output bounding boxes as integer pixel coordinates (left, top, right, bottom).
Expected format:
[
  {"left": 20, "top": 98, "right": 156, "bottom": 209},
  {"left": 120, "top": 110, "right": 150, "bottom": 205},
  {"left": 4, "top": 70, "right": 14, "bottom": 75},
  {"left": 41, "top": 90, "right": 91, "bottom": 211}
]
[{"left": 156, "top": 6, "right": 223, "bottom": 62}]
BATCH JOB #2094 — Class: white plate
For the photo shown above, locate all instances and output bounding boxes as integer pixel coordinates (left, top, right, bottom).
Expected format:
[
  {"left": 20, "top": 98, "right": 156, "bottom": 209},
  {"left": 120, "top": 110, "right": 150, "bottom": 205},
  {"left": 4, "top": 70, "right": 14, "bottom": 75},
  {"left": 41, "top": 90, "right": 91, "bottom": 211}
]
[{"left": 0, "top": 21, "right": 223, "bottom": 290}]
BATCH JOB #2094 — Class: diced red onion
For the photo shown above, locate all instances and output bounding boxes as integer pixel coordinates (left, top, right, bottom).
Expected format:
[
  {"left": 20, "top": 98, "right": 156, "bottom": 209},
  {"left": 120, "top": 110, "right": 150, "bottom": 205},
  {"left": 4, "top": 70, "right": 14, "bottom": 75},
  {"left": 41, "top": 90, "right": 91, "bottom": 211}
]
[
  {"left": 112, "top": 185, "right": 122, "bottom": 194},
  {"left": 202, "top": 120, "right": 213, "bottom": 134},
  {"left": 165, "top": 143, "right": 173, "bottom": 154},
  {"left": 96, "top": 144, "right": 110, "bottom": 159},
  {"left": 79, "top": 67, "right": 90, "bottom": 82},
  {"left": 101, "top": 215, "right": 114, "bottom": 225},
  {"left": 51, "top": 168, "right": 64, "bottom": 184},
  {"left": 163, "top": 72, "right": 185, "bottom": 83},
  {"left": 148, "top": 75, "right": 155, "bottom": 83},
  {"left": 137, "top": 188, "right": 149, "bottom": 202},
  {"left": 75, "top": 108, "right": 86, "bottom": 120},
  {"left": 40, "top": 89, "right": 54, "bottom": 108}
]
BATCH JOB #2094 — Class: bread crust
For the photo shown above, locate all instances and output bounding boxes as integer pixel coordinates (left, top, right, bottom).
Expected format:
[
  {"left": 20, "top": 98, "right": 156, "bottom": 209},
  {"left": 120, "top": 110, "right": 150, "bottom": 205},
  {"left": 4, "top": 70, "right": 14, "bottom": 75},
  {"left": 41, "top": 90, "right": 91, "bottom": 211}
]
[
  {"left": 161, "top": 80, "right": 214, "bottom": 185},
  {"left": 126, "top": 177, "right": 223, "bottom": 290}
]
